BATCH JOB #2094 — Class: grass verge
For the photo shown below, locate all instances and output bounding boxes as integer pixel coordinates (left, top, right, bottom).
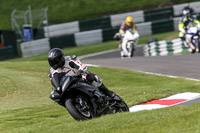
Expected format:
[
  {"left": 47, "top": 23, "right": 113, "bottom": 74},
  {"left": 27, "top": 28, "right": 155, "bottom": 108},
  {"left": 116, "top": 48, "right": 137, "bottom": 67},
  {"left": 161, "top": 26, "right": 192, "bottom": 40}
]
[{"left": 0, "top": 60, "right": 200, "bottom": 132}]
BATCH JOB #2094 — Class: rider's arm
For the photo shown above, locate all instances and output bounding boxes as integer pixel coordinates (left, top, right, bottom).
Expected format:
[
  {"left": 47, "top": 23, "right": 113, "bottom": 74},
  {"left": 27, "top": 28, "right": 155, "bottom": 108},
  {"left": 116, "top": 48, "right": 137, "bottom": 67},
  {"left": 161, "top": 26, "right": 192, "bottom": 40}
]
[
  {"left": 132, "top": 24, "right": 140, "bottom": 39},
  {"left": 178, "top": 23, "right": 186, "bottom": 33},
  {"left": 132, "top": 24, "right": 138, "bottom": 32},
  {"left": 193, "top": 19, "right": 200, "bottom": 28},
  {"left": 68, "top": 55, "right": 88, "bottom": 71},
  {"left": 194, "top": 19, "right": 199, "bottom": 24},
  {"left": 119, "top": 22, "right": 126, "bottom": 35},
  {"left": 119, "top": 29, "right": 125, "bottom": 35}
]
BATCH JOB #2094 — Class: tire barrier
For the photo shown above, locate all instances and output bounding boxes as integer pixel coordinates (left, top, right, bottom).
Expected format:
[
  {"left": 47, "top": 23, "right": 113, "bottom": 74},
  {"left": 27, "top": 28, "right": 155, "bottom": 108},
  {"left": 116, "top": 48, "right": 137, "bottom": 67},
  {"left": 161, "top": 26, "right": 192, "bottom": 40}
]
[
  {"left": 144, "top": 38, "right": 190, "bottom": 56},
  {"left": 0, "top": 30, "right": 18, "bottom": 60},
  {"left": 42, "top": 1, "right": 200, "bottom": 38},
  {"left": 44, "top": 21, "right": 79, "bottom": 38},
  {"left": 0, "top": 45, "right": 17, "bottom": 60},
  {"left": 20, "top": 38, "right": 50, "bottom": 57},
  {"left": 14, "top": 1, "right": 200, "bottom": 59}
]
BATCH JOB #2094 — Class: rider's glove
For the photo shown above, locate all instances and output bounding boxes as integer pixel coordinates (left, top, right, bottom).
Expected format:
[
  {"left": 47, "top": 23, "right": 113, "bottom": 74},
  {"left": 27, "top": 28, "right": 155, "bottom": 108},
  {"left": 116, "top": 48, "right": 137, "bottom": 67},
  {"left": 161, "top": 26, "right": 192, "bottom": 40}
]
[
  {"left": 76, "top": 70, "right": 88, "bottom": 81},
  {"left": 85, "top": 72, "right": 95, "bottom": 83},
  {"left": 76, "top": 70, "right": 87, "bottom": 77},
  {"left": 76, "top": 70, "right": 83, "bottom": 77},
  {"left": 179, "top": 28, "right": 186, "bottom": 33}
]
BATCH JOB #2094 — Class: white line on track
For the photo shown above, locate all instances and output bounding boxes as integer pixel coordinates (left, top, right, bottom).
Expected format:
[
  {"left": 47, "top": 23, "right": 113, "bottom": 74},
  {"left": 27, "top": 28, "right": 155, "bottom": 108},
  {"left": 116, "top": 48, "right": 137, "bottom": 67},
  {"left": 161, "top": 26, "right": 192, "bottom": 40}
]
[
  {"left": 79, "top": 49, "right": 120, "bottom": 60},
  {"left": 79, "top": 45, "right": 144, "bottom": 60},
  {"left": 137, "top": 71, "right": 200, "bottom": 82},
  {"left": 84, "top": 64, "right": 200, "bottom": 82}
]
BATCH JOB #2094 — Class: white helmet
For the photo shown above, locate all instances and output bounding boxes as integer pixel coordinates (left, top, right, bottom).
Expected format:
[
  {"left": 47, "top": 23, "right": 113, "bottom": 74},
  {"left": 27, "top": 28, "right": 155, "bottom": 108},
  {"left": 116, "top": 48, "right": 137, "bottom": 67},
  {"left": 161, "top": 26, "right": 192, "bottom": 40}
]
[{"left": 183, "top": 9, "right": 190, "bottom": 16}]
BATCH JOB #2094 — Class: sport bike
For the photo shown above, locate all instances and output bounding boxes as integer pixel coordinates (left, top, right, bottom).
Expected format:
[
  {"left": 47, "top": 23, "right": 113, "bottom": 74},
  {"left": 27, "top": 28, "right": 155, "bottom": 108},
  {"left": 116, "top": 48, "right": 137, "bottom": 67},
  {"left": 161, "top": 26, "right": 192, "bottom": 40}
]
[
  {"left": 50, "top": 72, "right": 129, "bottom": 120},
  {"left": 114, "top": 29, "right": 138, "bottom": 58}
]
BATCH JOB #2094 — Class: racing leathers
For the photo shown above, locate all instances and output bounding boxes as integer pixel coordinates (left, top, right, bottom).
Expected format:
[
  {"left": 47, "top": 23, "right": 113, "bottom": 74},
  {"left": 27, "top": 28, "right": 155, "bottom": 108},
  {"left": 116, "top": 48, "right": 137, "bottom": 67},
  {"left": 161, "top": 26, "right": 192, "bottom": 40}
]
[
  {"left": 119, "top": 22, "right": 140, "bottom": 57},
  {"left": 49, "top": 55, "right": 115, "bottom": 104}
]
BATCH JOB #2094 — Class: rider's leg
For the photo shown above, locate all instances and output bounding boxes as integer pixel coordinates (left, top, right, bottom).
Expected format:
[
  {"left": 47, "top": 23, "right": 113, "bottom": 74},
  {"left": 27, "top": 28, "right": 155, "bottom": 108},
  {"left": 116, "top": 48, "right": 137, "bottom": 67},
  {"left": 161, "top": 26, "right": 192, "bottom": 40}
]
[
  {"left": 186, "top": 34, "right": 196, "bottom": 53},
  {"left": 121, "top": 50, "right": 125, "bottom": 57},
  {"left": 119, "top": 40, "right": 125, "bottom": 57},
  {"left": 179, "top": 32, "right": 188, "bottom": 48},
  {"left": 191, "top": 36, "right": 196, "bottom": 53},
  {"left": 121, "top": 38, "right": 129, "bottom": 56},
  {"left": 86, "top": 72, "right": 115, "bottom": 97},
  {"left": 99, "top": 83, "right": 115, "bottom": 98}
]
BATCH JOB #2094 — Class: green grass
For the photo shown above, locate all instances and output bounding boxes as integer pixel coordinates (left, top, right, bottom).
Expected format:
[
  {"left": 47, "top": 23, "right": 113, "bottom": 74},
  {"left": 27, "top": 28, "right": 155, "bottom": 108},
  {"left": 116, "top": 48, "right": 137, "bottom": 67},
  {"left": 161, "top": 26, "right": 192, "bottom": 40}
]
[
  {"left": 0, "top": 0, "right": 199, "bottom": 29},
  {"left": 0, "top": 61, "right": 200, "bottom": 133},
  {"left": 138, "top": 31, "right": 179, "bottom": 44},
  {"left": 1, "top": 30, "right": 198, "bottom": 133}
]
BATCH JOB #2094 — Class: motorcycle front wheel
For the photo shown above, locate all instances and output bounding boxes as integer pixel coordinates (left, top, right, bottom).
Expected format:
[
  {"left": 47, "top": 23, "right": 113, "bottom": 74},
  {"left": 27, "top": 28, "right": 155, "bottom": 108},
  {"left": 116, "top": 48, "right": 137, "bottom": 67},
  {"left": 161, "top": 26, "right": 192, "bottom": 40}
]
[{"left": 65, "top": 95, "right": 94, "bottom": 121}]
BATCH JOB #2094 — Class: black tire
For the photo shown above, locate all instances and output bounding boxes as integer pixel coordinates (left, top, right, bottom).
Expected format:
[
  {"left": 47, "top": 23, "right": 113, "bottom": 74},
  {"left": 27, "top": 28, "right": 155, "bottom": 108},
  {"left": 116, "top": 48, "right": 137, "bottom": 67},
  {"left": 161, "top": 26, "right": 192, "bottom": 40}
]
[
  {"left": 110, "top": 95, "right": 129, "bottom": 113},
  {"left": 131, "top": 44, "right": 135, "bottom": 57},
  {"left": 65, "top": 98, "right": 94, "bottom": 121},
  {"left": 116, "top": 96, "right": 129, "bottom": 112},
  {"left": 119, "top": 101, "right": 129, "bottom": 112}
]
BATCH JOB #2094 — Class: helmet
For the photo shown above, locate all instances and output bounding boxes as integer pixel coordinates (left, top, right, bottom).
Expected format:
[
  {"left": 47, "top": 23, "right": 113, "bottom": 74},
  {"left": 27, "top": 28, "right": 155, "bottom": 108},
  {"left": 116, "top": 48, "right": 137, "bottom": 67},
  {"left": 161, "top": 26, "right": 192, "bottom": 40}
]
[
  {"left": 183, "top": 9, "right": 190, "bottom": 17},
  {"left": 185, "top": 3, "right": 189, "bottom": 8},
  {"left": 126, "top": 16, "right": 134, "bottom": 26},
  {"left": 48, "top": 48, "right": 65, "bottom": 70}
]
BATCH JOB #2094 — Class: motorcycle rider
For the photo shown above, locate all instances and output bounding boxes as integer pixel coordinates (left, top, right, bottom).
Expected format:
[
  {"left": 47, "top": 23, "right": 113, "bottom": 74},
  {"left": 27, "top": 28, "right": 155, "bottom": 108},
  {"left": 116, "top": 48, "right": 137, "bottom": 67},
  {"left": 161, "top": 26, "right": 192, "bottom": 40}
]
[
  {"left": 48, "top": 48, "right": 115, "bottom": 104},
  {"left": 114, "top": 16, "right": 140, "bottom": 58},
  {"left": 178, "top": 9, "right": 200, "bottom": 53},
  {"left": 182, "top": 3, "right": 194, "bottom": 17}
]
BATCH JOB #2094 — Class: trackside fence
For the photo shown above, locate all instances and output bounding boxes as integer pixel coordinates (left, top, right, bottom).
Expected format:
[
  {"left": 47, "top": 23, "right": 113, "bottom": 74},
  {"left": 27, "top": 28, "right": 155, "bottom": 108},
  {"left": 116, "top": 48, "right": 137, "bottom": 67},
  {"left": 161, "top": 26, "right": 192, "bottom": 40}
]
[
  {"left": 42, "top": 1, "right": 200, "bottom": 38},
  {"left": 20, "top": 38, "right": 50, "bottom": 57},
  {"left": 16, "top": 1, "right": 200, "bottom": 58}
]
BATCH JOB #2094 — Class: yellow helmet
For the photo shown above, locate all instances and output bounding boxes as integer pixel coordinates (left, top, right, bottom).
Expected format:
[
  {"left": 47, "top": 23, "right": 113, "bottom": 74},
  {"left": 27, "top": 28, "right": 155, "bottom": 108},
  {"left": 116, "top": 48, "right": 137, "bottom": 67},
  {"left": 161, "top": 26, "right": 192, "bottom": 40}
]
[{"left": 126, "top": 16, "right": 134, "bottom": 26}]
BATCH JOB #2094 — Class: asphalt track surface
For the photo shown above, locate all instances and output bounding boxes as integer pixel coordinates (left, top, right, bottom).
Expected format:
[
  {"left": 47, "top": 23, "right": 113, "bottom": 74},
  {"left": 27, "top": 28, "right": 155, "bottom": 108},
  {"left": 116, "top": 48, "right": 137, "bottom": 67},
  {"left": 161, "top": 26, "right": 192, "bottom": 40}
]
[{"left": 81, "top": 46, "right": 200, "bottom": 106}]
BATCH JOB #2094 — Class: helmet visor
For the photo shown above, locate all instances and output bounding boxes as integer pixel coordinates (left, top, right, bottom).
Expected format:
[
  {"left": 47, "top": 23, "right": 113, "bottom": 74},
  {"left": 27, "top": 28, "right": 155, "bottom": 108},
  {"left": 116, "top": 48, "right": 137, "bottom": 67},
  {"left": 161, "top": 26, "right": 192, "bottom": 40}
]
[{"left": 48, "top": 54, "right": 64, "bottom": 69}]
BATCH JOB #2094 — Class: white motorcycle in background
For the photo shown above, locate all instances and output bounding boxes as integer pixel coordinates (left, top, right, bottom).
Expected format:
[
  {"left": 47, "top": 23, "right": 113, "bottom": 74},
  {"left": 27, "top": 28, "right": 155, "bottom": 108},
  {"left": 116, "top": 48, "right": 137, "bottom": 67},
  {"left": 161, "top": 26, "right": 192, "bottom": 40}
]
[{"left": 114, "top": 29, "right": 139, "bottom": 58}]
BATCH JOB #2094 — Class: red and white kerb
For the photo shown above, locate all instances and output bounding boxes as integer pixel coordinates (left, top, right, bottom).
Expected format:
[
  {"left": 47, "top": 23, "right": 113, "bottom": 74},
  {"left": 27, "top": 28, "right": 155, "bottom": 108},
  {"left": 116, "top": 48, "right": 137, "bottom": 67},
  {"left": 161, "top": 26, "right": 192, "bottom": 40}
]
[{"left": 129, "top": 92, "right": 200, "bottom": 112}]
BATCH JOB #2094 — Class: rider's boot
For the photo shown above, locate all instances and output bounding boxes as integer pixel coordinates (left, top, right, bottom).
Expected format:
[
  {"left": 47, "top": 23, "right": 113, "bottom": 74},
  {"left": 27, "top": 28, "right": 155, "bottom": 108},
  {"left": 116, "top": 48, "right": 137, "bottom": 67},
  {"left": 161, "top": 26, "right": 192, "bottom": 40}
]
[
  {"left": 192, "top": 49, "right": 196, "bottom": 53},
  {"left": 99, "top": 84, "right": 116, "bottom": 98}
]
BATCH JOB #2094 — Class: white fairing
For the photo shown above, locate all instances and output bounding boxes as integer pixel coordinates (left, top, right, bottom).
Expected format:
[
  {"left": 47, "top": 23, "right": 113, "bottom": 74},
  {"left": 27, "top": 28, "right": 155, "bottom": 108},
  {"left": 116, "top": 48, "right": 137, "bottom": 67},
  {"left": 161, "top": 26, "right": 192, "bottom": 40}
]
[
  {"left": 121, "top": 30, "right": 139, "bottom": 57},
  {"left": 185, "top": 26, "right": 200, "bottom": 50},
  {"left": 187, "top": 27, "right": 198, "bottom": 34}
]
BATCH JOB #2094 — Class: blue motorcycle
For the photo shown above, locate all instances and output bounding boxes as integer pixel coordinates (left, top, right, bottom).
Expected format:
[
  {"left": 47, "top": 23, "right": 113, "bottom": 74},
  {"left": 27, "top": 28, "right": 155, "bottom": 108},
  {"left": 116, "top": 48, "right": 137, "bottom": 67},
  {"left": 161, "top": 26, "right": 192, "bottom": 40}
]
[{"left": 186, "top": 23, "right": 200, "bottom": 53}]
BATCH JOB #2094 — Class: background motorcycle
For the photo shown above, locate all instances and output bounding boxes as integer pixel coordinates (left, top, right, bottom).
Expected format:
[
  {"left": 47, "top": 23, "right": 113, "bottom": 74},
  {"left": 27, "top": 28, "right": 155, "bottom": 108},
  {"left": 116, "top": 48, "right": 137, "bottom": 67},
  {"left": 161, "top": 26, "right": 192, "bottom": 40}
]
[
  {"left": 50, "top": 72, "right": 129, "bottom": 121},
  {"left": 185, "top": 23, "right": 200, "bottom": 53},
  {"left": 114, "top": 29, "right": 138, "bottom": 58}
]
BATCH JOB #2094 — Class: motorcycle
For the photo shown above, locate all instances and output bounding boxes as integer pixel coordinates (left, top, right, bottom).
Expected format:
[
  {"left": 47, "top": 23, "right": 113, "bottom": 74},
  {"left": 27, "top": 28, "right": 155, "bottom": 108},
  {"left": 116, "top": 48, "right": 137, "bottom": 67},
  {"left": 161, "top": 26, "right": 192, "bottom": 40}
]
[
  {"left": 50, "top": 72, "right": 129, "bottom": 121},
  {"left": 185, "top": 23, "right": 200, "bottom": 53},
  {"left": 114, "top": 29, "right": 139, "bottom": 58}
]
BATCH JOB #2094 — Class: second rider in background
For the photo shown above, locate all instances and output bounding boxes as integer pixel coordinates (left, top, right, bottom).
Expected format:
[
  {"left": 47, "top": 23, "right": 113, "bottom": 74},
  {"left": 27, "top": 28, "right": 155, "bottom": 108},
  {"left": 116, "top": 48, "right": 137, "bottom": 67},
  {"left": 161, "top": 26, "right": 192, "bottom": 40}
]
[
  {"left": 178, "top": 4, "right": 200, "bottom": 53},
  {"left": 114, "top": 16, "right": 140, "bottom": 58}
]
